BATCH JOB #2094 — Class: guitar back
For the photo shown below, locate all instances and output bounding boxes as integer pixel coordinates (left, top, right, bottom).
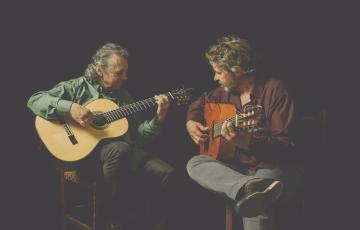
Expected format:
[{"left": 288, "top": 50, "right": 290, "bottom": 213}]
[{"left": 200, "top": 103, "right": 237, "bottom": 160}]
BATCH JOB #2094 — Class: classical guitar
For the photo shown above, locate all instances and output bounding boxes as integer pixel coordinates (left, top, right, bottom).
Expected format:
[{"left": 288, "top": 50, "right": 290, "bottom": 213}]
[
  {"left": 200, "top": 103, "right": 263, "bottom": 160},
  {"left": 35, "top": 88, "right": 191, "bottom": 162}
]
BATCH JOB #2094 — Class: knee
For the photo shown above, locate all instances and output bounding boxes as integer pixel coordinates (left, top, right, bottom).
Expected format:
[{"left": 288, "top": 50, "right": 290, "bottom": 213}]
[
  {"left": 101, "top": 141, "right": 131, "bottom": 163},
  {"left": 159, "top": 164, "right": 174, "bottom": 186},
  {"left": 186, "top": 155, "right": 210, "bottom": 178},
  {"left": 144, "top": 158, "right": 174, "bottom": 188}
]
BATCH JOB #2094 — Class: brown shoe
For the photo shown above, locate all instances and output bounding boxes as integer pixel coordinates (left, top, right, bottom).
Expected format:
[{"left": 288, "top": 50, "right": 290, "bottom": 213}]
[{"left": 235, "top": 178, "right": 283, "bottom": 217}]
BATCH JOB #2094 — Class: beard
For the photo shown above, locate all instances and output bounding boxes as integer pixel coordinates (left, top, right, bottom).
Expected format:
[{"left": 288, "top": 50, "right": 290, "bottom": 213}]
[{"left": 221, "top": 80, "right": 236, "bottom": 92}]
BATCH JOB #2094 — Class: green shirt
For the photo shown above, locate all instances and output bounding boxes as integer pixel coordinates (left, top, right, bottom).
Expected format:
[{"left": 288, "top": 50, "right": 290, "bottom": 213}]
[{"left": 27, "top": 76, "right": 162, "bottom": 144}]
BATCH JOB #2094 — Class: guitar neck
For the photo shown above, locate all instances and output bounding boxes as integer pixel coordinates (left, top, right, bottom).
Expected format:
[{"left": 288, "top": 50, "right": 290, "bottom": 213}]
[
  {"left": 212, "top": 115, "right": 237, "bottom": 138},
  {"left": 103, "top": 92, "right": 175, "bottom": 123},
  {"left": 211, "top": 113, "right": 260, "bottom": 138}
]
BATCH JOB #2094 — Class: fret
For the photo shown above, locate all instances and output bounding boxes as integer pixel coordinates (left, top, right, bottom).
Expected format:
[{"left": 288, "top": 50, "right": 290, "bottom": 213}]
[
  {"left": 132, "top": 103, "right": 140, "bottom": 112},
  {"left": 125, "top": 105, "right": 132, "bottom": 113},
  {"left": 140, "top": 100, "right": 148, "bottom": 109},
  {"left": 108, "top": 112, "right": 116, "bottom": 122},
  {"left": 104, "top": 113, "right": 110, "bottom": 123},
  {"left": 118, "top": 110, "right": 125, "bottom": 118},
  {"left": 113, "top": 111, "right": 121, "bottom": 120},
  {"left": 121, "top": 107, "right": 129, "bottom": 116},
  {"left": 133, "top": 104, "right": 140, "bottom": 112},
  {"left": 126, "top": 106, "right": 133, "bottom": 114},
  {"left": 136, "top": 101, "right": 144, "bottom": 110},
  {"left": 129, "top": 104, "right": 137, "bottom": 113},
  {"left": 136, "top": 101, "right": 146, "bottom": 111},
  {"left": 144, "top": 100, "right": 151, "bottom": 107},
  {"left": 148, "top": 98, "right": 156, "bottom": 106}
]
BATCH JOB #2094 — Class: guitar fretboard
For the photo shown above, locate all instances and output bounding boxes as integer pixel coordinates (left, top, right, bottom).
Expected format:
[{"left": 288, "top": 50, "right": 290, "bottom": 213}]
[
  {"left": 105, "top": 97, "right": 158, "bottom": 122},
  {"left": 211, "top": 112, "right": 259, "bottom": 138},
  {"left": 91, "top": 91, "right": 177, "bottom": 124},
  {"left": 212, "top": 115, "right": 238, "bottom": 138}
]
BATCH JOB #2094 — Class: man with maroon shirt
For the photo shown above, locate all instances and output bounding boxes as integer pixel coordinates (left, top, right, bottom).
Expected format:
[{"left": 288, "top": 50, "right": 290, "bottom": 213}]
[{"left": 186, "top": 36, "right": 301, "bottom": 230}]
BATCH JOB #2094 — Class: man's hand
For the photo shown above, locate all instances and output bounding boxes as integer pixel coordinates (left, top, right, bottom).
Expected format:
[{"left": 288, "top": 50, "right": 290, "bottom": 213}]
[
  {"left": 154, "top": 94, "right": 170, "bottom": 123},
  {"left": 69, "top": 103, "right": 94, "bottom": 127},
  {"left": 186, "top": 120, "right": 209, "bottom": 144},
  {"left": 221, "top": 121, "right": 251, "bottom": 149}
]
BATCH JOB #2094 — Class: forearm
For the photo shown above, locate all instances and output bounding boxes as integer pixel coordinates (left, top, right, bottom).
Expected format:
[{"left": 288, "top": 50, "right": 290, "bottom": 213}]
[
  {"left": 27, "top": 92, "right": 73, "bottom": 119},
  {"left": 131, "top": 116, "right": 162, "bottom": 144}
]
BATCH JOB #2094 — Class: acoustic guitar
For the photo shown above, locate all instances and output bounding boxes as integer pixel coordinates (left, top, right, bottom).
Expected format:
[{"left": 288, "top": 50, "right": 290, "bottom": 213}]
[
  {"left": 35, "top": 88, "right": 191, "bottom": 162},
  {"left": 200, "top": 103, "right": 263, "bottom": 159}
]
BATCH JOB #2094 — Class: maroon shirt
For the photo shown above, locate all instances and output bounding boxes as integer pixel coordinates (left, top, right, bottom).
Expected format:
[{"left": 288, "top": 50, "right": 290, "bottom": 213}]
[{"left": 187, "top": 78, "right": 296, "bottom": 169}]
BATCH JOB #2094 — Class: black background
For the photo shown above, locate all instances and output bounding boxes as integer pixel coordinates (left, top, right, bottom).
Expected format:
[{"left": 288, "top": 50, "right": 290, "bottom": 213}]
[{"left": 2, "top": 1, "right": 349, "bottom": 229}]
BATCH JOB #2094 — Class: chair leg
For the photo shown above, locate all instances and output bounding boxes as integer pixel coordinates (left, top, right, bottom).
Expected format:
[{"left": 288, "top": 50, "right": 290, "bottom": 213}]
[{"left": 225, "top": 200, "right": 233, "bottom": 230}]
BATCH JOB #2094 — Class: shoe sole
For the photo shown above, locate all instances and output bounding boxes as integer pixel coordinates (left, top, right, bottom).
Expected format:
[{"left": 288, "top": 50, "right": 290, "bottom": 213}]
[{"left": 235, "top": 181, "right": 283, "bottom": 217}]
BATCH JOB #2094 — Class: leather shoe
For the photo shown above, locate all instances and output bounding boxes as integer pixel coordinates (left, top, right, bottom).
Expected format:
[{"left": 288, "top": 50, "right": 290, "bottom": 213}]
[{"left": 235, "top": 178, "right": 283, "bottom": 217}]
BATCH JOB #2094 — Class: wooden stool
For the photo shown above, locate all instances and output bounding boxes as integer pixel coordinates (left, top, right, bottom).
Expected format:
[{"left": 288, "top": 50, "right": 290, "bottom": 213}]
[{"left": 60, "top": 168, "right": 98, "bottom": 230}]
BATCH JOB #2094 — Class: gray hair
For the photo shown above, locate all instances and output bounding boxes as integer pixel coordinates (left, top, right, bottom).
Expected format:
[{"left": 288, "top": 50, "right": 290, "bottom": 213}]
[
  {"left": 205, "top": 36, "right": 256, "bottom": 74},
  {"left": 84, "top": 43, "right": 129, "bottom": 81}
]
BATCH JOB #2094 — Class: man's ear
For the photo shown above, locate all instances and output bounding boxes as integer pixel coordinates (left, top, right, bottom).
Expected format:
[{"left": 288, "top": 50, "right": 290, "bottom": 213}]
[
  {"left": 231, "top": 66, "right": 244, "bottom": 76},
  {"left": 95, "top": 65, "right": 103, "bottom": 77}
]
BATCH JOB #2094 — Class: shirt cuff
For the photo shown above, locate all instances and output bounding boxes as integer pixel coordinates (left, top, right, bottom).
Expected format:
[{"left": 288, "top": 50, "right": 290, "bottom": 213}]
[
  {"left": 186, "top": 113, "right": 202, "bottom": 122},
  {"left": 149, "top": 117, "right": 163, "bottom": 131},
  {"left": 56, "top": 99, "right": 73, "bottom": 116}
]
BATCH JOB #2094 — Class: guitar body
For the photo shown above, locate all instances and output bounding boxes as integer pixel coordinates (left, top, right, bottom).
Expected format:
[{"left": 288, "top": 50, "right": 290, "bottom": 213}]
[
  {"left": 200, "top": 103, "right": 237, "bottom": 160},
  {"left": 35, "top": 98, "right": 129, "bottom": 162}
]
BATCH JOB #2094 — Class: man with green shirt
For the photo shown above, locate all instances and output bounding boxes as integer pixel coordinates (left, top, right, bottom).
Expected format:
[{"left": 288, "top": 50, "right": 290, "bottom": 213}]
[{"left": 27, "top": 43, "right": 174, "bottom": 230}]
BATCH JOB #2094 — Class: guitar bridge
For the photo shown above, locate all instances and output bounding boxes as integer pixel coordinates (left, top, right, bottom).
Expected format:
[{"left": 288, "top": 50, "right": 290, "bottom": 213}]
[
  {"left": 68, "top": 134, "right": 78, "bottom": 145},
  {"left": 63, "top": 123, "right": 78, "bottom": 145}
]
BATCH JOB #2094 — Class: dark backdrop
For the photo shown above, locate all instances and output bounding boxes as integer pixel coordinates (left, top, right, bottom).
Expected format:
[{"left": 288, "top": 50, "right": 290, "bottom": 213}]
[{"left": 3, "top": 2, "right": 338, "bottom": 229}]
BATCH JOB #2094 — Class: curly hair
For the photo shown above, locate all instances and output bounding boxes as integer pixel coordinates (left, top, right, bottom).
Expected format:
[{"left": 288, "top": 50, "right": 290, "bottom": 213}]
[
  {"left": 84, "top": 43, "right": 129, "bottom": 81},
  {"left": 205, "top": 36, "right": 256, "bottom": 74}
]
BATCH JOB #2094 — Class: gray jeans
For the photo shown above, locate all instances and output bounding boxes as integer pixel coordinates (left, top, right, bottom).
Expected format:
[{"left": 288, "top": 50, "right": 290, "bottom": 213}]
[{"left": 187, "top": 155, "right": 302, "bottom": 230}]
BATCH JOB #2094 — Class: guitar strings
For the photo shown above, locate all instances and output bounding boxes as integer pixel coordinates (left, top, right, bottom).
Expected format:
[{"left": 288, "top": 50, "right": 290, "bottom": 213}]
[
  {"left": 212, "top": 110, "right": 259, "bottom": 134},
  {"left": 91, "top": 97, "right": 156, "bottom": 123},
  {"left": 213, "top": 105, "right": 262, "bottom": 129},
  {"left": 89, "top": 89, "right": 190, "bottom": 123}
]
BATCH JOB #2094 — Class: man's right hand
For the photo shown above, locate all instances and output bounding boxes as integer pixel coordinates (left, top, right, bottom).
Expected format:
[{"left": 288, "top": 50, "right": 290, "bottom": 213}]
[
  {"left": 69, "top": 103, "right": 94, "bottom": 127},
  {"left": 186, "top": 120, "right": 209, "bottom": 144}
]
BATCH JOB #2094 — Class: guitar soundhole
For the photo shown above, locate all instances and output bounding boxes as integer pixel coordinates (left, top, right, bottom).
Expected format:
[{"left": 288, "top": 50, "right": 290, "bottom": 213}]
[{"left": 91, "top": 111, "right": 109, "bottom": 130}]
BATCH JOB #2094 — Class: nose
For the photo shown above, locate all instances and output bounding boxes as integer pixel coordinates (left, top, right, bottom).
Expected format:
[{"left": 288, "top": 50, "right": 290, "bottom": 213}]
[{"left": 214, "top": 74, "right": 220, "bottom": 81}]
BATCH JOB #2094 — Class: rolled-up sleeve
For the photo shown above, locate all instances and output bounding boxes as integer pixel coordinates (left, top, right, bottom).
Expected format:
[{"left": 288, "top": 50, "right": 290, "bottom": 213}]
[
  {"left": 27, "top": 80, "right": 78, "bottom": 119},
  {"left": 187, "top": 92, "right": 207, "bottom": 123}
]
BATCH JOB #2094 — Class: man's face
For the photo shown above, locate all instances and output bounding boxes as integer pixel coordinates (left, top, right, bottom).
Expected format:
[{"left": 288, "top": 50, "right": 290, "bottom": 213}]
[
  {"left": 211, "top": 63, "right": 237, "bottom": 92},
  {"left": 99, "top": 54, "right": 128, "bottom": 90}
]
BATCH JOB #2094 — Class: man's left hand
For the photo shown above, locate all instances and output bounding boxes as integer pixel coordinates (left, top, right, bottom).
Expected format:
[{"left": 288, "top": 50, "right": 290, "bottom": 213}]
[
  {"left": 154, "top": 94, "right": 170, "bottom": 124},
  {"left": 221, "top": 121, "right": 252, "bottom": 149}
]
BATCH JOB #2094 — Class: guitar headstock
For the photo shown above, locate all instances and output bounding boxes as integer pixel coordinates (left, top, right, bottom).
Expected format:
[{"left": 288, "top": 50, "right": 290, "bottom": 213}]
[
  {"left": 168, "top": 88, "right": 193, "bottom": 106},
  {"left": 236, "top": 105, "right": 263, "bottom": 133}
]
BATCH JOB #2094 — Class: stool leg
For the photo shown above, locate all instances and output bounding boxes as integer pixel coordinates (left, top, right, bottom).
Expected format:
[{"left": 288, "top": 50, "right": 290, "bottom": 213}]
[
  {"left": 91, "top": 183, "right": 96, "bottom": 230},
  {"left": 59, "top": 168, "right": 67, "bottom": 230},
  {"left": 225, "top": 200, "right": 233, "bottom": 230}
]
